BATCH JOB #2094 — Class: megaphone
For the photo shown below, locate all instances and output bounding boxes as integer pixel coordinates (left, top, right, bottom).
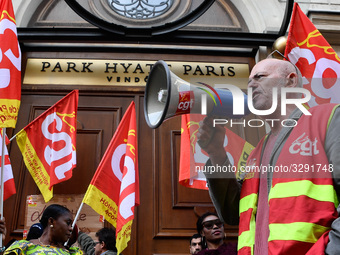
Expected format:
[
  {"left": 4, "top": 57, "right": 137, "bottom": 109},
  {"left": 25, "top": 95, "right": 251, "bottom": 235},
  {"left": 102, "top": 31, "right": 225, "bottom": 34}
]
[{"left": 144, "top": 60, "right": 249, "bottom": 128}]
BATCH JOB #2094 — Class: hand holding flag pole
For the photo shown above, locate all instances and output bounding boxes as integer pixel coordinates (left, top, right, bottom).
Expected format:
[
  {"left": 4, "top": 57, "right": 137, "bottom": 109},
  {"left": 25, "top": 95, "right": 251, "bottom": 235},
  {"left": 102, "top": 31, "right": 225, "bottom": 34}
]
[{"left": 0, "top": 129, "right": 16, "bottom": 250}]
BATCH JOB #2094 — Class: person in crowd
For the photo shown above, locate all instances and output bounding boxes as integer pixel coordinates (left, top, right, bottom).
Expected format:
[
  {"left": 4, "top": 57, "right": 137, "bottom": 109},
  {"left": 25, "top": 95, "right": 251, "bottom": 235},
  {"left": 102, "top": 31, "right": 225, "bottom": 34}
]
[
  {"left": 0, "top": 215, "right": 6, "bottom": 252},
  {"left": 196, "top": 212, "right": 236, "bottom": 255},
  {"left": 0, "top": 216, "right": 17, "bottom": 252},
  {"left": 4, "top": 204, "right": 82, "bottom": 255},
  {"left": 0, "top": 215, "right": 5, "bottom": 242},
  {"left": 26, "top": 223, "right": 43, "bottom": 241},
  {"left": 189, "top": 233, "right": 202, "bottom": 254},
  {"left": 4, "top": 240, "right": 16, "bottom": 252},
  {"left": 197, "top": 57, "right": 340, "bottom": 254},
  {"left": 77, "top": 228, "right": 117, "bottom": 255}
]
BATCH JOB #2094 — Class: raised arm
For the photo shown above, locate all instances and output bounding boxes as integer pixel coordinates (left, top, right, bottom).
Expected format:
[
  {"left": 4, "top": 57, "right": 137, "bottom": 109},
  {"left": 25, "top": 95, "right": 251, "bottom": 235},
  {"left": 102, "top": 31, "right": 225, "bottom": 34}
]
[{"left": 197, "top": 117, "right": 241, "bottom": 225}]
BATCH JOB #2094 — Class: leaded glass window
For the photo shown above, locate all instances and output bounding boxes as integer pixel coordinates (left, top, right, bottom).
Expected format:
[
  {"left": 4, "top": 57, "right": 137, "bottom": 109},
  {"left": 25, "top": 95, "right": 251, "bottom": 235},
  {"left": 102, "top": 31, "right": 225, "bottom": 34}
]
[{"left": 107, "top": 0, "right": 174, "bottom": 19}]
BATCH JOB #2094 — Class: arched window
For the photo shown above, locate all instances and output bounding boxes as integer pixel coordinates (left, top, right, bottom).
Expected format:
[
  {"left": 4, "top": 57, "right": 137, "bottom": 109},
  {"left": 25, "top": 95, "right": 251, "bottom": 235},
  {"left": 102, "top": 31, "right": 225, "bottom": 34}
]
[{"left": 107, "top": 0, "right": 174, "bottom": 20}]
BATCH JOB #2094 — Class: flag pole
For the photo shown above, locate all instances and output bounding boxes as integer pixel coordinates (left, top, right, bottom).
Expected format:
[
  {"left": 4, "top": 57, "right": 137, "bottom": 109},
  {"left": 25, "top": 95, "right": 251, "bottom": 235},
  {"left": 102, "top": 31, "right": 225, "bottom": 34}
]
[
  {"left": 0, "top": 128, "right": 6, "bottom": 248},
  {"left": 64, "top": 202, "right": 84, "bottom": 247},
  {"left": 9, "top": 135, "right": 16, "bottom": 143},
  {"left": 72, "top": 202, "right": 84, "bottom": 229}
]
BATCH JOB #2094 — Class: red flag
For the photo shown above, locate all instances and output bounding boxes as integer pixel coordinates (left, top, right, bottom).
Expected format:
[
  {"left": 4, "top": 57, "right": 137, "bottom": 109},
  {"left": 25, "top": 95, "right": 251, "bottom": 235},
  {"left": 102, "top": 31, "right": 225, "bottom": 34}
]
[
  {"left": 0, "top": 129, "right": 10, "bottom": 146},
  {"left": 82, "top": 102, "right": 139, "bottom": 254},
  {"left": 179, "top": 114, "right": 254, "bottom": 190},
  {"left": 0, "top": 132, "right": 15, "bottom": 200},
  {"left": 0, "top": 0, "right": 21, "bottom": 128},
  {"left": 285, "top": 2, "right": 340, "bottom": 106},
  {"left": 16, "top": 90, "right": 78, "bottom": 202}
]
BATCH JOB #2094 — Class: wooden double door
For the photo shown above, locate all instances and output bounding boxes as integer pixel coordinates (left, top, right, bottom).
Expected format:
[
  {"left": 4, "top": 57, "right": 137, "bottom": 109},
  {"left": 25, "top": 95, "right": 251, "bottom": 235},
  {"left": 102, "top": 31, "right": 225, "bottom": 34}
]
[{"left": 4, "top": 88, "right": 238, "bottom": 255}]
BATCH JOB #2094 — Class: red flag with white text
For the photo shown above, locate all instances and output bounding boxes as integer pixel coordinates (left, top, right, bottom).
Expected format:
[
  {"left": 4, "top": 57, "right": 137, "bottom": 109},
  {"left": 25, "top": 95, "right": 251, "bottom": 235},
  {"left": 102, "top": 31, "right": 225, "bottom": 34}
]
[
  {"left": 179, "top": 114, "right": 254, "bottom": 190},
  {"left": 0, "top": 0, "right": 21, "bottom": 128},
  {"left": 285, "top": 2, "right": 340, "bottom": 106},
  {"left": 16, "top": 90, "right": 78, "bottom": 202},
  {"left": 0, "top": 131, "right": 15, "bottom": 200},
  {"left": 82, "top": 102, "right": 139, "bottom": 254}
]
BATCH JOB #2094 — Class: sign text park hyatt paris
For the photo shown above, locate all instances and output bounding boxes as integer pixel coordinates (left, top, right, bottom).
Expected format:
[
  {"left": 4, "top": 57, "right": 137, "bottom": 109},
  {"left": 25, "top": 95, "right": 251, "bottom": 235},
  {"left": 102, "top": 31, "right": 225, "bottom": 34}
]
[{"left": 24, "top": 59, "right": 250, "bottom": 88}]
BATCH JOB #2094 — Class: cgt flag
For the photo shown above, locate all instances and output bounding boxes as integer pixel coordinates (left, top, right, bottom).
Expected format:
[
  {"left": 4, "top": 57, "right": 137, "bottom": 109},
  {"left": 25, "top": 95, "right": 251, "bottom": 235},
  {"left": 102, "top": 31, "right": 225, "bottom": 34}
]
[
  {"left": 82, "top": 102, "right": 139, "bottom": 254},
  {"left": 179, "top": 114, "right": 254, "bottom": 190},
  {"left": 285, "top": 2, "right": 340, "bottom": 106},
  {"left": 16, "top": 90, "right": 78, "bottom": 202},
  {"left": 0, "top": 131, "right": 15, "bottom": 200},
  {"left": 0, "top": 0, "right": 21, "bottom": 128}
]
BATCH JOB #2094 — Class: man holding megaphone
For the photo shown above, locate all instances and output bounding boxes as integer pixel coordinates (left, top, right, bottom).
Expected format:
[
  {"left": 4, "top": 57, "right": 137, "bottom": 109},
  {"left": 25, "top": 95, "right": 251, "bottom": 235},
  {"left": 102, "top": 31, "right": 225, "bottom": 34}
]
[{"left": 196, "top": 57, "right": 340, "bottom": 255}]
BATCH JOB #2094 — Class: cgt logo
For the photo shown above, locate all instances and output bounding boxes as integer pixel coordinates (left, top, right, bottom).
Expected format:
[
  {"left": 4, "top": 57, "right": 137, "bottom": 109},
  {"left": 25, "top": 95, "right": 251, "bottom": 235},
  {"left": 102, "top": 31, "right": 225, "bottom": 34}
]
[
  {"left": 176, "top": 91, "right": 194, "bottom": 114},
  {"left": 175, "top": 82, "right": 223, "bottom": 115},
  {"left": 0, "top": 15, "right": 21, "bottom": 88},
  {"left": 289, "top": 133, "right": 319, "bottom": 156}
]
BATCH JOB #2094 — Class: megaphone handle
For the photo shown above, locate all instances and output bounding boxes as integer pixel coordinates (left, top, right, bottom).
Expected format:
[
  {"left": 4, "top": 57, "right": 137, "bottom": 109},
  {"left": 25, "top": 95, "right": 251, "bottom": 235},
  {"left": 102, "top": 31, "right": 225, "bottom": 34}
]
[{"left": 197, "top": 128, "right": 216, "bottom": 149}]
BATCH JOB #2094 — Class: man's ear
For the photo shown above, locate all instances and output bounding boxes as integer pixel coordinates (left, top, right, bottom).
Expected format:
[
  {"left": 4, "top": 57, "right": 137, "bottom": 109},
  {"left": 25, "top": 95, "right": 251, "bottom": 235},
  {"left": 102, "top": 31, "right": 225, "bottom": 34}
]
[
  {"left": 101, "top": 241, "right": 106, "bottom": 250},
  {"left": 286, "top": 72, "right": 298, "bottom": 88}
]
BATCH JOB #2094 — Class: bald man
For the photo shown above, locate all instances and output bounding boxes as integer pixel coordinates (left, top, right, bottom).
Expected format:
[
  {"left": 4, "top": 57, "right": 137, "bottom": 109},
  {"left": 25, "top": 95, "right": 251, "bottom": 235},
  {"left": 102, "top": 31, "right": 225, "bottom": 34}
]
[{"left": 198, "top": 58, "right": 340, "bottom": 255}]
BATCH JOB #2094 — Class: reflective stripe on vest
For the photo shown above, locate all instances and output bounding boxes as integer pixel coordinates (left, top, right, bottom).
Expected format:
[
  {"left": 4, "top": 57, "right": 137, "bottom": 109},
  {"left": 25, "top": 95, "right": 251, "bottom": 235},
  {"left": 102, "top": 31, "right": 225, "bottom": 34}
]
[
  {"left": 238, "top": 229, "right": 255, "bottom": 255},
  {"left": 268, "top": 179, "right": 337, "bottom": 245},
  {"left": 238, "top": 140, "right": 264, "bottom": 254},
  {"left": 238, "top": 193, "right": 258, "bottom": 254},
  {"left": 240, "top": 193, "right": 258, "bottom": 213},
  {"left": 269, "top": 222, "right": 330, "bottom": 243},
  {"left": 269, "top": 180, "right": 338, "bottom": 207}
]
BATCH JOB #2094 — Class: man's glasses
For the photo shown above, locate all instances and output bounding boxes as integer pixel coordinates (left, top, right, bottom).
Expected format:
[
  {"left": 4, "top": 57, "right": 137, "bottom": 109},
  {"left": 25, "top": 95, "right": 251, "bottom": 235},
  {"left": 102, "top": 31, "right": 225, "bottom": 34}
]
[
  {"left": 202, "top": 219, "right": 224, "bottom": 230},
  {"left": 267, "top": 50, "right": 301, "bottom": 76},
  {"left": 94, "top": 241, "right": 101, "bottom": 245}
]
